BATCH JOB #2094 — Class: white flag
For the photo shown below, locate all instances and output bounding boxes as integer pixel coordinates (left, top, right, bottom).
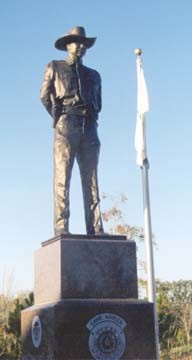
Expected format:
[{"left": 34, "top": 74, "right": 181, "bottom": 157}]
[{"left": 135, "top": 57, "right": 150, "bottom": 166}]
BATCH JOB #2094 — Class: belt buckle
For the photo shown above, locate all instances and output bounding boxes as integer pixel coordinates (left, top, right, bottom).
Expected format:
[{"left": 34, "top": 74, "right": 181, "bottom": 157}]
[{"left": 82, "top": 109, "right": 87, "bottom": 116}]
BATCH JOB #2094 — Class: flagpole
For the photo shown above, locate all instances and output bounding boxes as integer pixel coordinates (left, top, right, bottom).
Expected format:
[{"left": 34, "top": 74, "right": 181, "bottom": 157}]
[
  {"left": 134, "top": 49, "right": 160, "bottom": 360},
  {"left": 142, "top": 158, "right": 159, "bottom": 360},
  {"left": 142, "top": 158, "right": 155, "bottom": 302}
]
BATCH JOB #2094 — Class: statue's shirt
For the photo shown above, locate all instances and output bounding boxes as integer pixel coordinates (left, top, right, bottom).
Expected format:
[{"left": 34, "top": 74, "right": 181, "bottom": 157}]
[{"left": 40, "top": 59, "right": 102, "bottom": 118}]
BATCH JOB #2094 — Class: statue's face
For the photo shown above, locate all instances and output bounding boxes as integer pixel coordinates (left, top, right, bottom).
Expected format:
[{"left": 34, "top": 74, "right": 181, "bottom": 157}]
[{"left": 67, "top": 41, "right": 86, "bottom": 58}]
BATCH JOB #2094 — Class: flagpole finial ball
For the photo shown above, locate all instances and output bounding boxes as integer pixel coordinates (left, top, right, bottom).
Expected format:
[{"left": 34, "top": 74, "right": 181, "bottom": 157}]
[{"left": 134, "top": 48, "right": 142, "bottom": 56}]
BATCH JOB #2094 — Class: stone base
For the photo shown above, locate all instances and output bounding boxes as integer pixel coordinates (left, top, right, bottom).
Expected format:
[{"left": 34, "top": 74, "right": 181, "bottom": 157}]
[
  {"left": 21, "top": 299, "right": 157, "bottom": 360},
  {"left": 34, "top": 235, "right": 138, "bottom": 304}
]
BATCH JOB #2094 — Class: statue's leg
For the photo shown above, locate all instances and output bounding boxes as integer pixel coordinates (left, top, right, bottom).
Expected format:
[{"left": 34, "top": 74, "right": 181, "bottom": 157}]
[
  {"left": 76, "top": 126, "right": 104, "bottom": 235},
  {"left": 54, "top": 116, "right": 78, "bottom": 235}
]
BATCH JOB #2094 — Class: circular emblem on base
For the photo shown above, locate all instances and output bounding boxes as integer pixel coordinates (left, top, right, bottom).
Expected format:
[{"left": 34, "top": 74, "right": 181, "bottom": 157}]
[
  {"left": 31, "top": 315, "right": 42, "bottom": 348},
  {"left": 87, "top": 313, "right": 127, "bottom": 360}
]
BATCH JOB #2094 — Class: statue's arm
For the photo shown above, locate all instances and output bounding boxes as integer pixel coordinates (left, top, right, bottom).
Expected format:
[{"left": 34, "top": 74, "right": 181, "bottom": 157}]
[
  {"left": 90, "top": 70, "right": 102, "bottom": 116},
  {"left": 40, "top": 62, "right": 54, "bottom": 115},
  {"left": 97, "top": 75, "right": 102, "bottom": 113}
]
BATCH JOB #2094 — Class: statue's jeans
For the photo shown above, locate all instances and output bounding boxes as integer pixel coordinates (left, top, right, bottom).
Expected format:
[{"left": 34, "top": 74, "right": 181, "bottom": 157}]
[{"left": 54, "top": 114, "right": 103, "bottom": 234}]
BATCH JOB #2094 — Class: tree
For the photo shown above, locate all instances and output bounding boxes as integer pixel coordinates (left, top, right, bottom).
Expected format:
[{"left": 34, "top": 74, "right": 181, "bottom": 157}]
[
  {"left": 169, "top": 281, "right": 192, "bottom": 347},
  {"left": 156, "top": 280, "right": 192, "bottom": 359},
  {"left": 0, "top": 269, "right": 15, "bottom": 358},
  {"left": 6, "top": 299, "right": 23, "bottom": 358},
  {"left": 6, "top": 292, "right": 34, "bottom": 358},
  {"left": 0, "top": 291, "right": 34, "bottom": 359},
  {"left": 23, "top": 292, "right": 34, "bottom": 308},
  {"left": 102, "top": 192, "right": 144, "bottom": 239}
]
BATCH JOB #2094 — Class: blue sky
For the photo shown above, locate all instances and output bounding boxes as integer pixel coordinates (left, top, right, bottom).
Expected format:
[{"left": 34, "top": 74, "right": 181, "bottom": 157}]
[{"left": 0, "top": 0, "right": 192, "bottom": 293}]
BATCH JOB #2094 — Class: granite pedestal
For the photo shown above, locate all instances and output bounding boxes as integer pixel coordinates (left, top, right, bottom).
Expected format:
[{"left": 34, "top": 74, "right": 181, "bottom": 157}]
[
  {"left": 34, "top": 235, "right": 138, "bottom": 303},
  {"left": 21, "top": 234, "right": 157, "bottom": 360}
]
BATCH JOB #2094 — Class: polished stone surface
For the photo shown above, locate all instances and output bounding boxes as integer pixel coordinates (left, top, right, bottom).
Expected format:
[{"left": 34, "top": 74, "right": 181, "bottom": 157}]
[
  {"left": 34, "top": 235, "right": 138, "bottom": 304},
  {"left": 41, "top": 233, "right": 127, "bottom": 246},
  {"left": 21, "top": 299, "right": 157, "bottom": 360}
]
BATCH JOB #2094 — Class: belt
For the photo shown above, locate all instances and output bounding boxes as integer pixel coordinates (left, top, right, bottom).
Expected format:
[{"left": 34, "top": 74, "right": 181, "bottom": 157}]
[{"left": 61, "top": 105, "right": 88, "bottom": 117}]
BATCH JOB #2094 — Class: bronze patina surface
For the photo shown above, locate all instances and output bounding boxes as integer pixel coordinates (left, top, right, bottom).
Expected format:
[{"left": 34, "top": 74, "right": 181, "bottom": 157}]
[{"left": 40, "top": 27, "right": 104, "bottom": 236}]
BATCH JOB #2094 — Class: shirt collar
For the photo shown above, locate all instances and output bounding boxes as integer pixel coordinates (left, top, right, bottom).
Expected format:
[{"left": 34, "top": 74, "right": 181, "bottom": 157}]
[{"left": 65, "top": 57, "right": 83, "bottom": 66}]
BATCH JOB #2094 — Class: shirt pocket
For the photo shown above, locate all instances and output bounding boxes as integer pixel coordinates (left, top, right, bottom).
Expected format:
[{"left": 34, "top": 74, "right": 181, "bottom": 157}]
[{"left": 61, "top": 74, "right": 78, "bottom": 95}]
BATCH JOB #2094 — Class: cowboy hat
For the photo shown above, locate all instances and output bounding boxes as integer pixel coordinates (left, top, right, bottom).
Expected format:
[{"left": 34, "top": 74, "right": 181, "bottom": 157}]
[{"left": 55, "top": 26, "right": 96, "bottom": 51}]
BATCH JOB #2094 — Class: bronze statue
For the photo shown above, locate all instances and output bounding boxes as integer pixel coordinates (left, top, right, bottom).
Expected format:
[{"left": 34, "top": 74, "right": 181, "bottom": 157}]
[{"left": 40, "top": 26, "right": 104, "bottom": 236}]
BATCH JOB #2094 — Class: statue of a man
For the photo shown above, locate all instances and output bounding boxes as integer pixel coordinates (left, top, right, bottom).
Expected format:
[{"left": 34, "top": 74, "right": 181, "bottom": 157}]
[{"left": 40, "top": 26, "right": 104, "bottom": 236}]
